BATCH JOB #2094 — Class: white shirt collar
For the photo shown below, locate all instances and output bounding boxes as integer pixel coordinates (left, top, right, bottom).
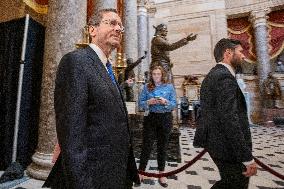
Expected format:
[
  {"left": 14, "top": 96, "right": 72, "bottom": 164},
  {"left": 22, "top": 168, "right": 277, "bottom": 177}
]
[
  {"left": 89, "top": 43, "right": 110, "bottom": 65},
  {"left": 218, "top": 62, "right": 236, "bottom": 77}
]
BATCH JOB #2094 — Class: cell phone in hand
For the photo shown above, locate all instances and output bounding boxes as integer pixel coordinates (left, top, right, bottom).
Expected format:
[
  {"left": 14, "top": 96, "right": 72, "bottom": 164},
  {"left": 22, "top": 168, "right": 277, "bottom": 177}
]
[{"left": 155, "top": 96, "right": 161, "bottom": 100}]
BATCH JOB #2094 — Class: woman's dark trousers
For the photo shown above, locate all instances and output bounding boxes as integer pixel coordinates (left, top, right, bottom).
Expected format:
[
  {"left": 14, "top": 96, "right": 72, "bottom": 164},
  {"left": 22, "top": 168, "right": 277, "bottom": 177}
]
[{"left": 139, "top": 112, "right": 172, "bottom": 171}]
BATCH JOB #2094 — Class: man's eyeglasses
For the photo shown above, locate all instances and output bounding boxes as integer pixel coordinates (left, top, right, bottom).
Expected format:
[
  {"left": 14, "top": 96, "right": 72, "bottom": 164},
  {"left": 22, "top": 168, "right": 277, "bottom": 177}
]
[{"left": 101, "top": 19, "right": 125, "bottom": 33}]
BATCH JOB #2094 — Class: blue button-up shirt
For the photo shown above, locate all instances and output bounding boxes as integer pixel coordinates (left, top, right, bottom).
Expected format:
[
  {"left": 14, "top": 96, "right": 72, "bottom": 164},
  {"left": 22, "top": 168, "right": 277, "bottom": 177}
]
[{"left": 139, "top": 83, "right": 177, "bottom": 113}]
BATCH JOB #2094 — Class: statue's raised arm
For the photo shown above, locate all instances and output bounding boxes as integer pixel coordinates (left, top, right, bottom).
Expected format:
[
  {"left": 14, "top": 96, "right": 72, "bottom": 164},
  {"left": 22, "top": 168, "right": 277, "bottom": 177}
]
[{"left": 150, "top": 24, "right": 197, "bottom": 82}]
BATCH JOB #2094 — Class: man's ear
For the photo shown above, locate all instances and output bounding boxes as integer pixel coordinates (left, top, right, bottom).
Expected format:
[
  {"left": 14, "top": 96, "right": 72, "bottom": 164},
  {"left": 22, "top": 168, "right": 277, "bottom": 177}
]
[
  {"left": 89, "top": 25, "right": 97, "bottom": 38},
  {"left": 225, "top": 49, "right": 231, "bottom": 54}
]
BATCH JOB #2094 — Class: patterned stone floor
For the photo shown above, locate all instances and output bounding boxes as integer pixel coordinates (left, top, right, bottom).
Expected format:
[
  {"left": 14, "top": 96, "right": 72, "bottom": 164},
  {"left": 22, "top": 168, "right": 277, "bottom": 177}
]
[{"left": 1, "top": 125, "right": 284, "bottom": 189}]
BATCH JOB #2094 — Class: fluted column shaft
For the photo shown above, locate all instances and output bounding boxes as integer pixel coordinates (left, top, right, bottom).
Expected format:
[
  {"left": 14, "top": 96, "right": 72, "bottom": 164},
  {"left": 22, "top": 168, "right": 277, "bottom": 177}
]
[
  {"left": 123, "top": 0, "right": 138, "bottom": 61},
  {"left": 137, "top": 0, "right": 148, "bottom": 80},
  {"left": 250, "top": 9, "right": 271, "bottom": 85},
  {"left": 27, "top": 0, "right": 87, "bottom": 180},
  {"left": 147, "top": 2, "right": 156, "bottom": 70}
]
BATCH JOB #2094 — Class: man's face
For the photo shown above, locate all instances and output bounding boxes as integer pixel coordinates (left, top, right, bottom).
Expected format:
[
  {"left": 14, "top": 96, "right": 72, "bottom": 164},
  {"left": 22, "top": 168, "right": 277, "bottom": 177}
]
[
  {"left": 160, "top": 28, "right": 168, "bottom": 37},
  {"left": 231, "top": 45, "right": 245, "bottom": 70},
  {"left": 127, "top": 58, "right": 133, "bottom": 65},
  {"left": 91, "top": 11, "right": 123, "bottom": 49}
]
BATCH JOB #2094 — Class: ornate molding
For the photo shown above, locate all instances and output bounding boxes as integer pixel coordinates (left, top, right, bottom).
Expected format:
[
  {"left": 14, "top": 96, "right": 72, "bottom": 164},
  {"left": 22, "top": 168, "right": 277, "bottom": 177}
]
[{"left": 226, "top": 0, "right": 283, "bottom": 18}]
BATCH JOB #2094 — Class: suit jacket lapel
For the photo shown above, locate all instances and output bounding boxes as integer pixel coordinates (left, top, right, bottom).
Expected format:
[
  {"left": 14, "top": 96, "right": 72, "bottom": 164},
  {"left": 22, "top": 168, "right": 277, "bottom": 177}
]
[{"left": 85, "top": 46, "right": 126, "bottom": 114}]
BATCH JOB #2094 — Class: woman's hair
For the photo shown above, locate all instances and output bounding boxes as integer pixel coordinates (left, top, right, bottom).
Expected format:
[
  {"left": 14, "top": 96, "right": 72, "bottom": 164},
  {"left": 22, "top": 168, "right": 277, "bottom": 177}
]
[{"left": 147, "top": 65, "right": 168, "bottom": 91}]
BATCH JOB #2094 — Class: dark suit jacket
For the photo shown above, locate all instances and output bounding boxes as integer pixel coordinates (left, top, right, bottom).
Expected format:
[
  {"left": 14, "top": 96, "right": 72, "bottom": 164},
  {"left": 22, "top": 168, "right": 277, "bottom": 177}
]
[
  {"left": 43, "top": 46, "right": 139, "bottom": 189},
  {"left": 193, "top": 64, "right": 253, "bottom": 163}
]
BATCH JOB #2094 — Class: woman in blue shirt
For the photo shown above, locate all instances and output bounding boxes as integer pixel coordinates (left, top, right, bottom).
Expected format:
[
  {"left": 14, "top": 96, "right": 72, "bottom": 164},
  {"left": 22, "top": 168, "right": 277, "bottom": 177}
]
[{"left": 138, "top": 65, "right": 176, "bottom": 188}]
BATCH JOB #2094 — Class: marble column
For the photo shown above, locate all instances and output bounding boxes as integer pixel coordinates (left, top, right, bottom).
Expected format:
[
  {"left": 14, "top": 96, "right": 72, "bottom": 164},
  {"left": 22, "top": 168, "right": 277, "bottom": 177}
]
[
  {"left": 27, "top": 0, "right": 87, "bottom": 180},
  {"left": 147, "top": 1, "right": 157, "bottom": 69},
  {"left": 250, "top": 9, "right": 271, "bottom": 85},
  {"left": 137, "top": 0, "right": 148, "bottom": 81},
  {"left": 123, "top": 0, "right": 138, "bottom": 61},
  {"left": 95, "top": 0, "right": 117, "bottom": 13}
]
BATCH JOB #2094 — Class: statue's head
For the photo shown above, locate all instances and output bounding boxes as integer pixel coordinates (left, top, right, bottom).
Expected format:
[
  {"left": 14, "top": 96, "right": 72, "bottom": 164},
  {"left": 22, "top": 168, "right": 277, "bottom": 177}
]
[
  {"left": 126, "top": 58, "right": 133, "bottom": 65},
  {"left": 154, "top": 23, "right": 168, "bottom": 37}
]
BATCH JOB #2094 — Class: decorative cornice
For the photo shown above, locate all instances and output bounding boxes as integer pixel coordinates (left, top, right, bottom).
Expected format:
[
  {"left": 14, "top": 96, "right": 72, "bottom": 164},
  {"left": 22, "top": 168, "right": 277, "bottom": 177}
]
[{"left": 226, "top": 0, "right": 282, "bottom": 18}]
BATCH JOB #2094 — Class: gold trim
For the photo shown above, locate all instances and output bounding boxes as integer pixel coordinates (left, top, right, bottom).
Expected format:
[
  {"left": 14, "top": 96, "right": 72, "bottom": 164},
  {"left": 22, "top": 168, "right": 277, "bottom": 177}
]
[
  {"left": 267, "top": 25, "right": 273, "bottom": 58},
  {"left": 246, "top": 30, "right": 257, "bottom": 62},
  {"left": 268, "top": 21, "right": 284, "bottom": 28},
  {"left": 23, "top": 0, "right": 48, "bottom": 14},
  {"left": 267, "top": 24, "right": 284, "bottom": 60},
  {"left": 228, "top": 25, "right": 251, "bottom": 34},
  {"left": 244, "top": 58, "right": 256, "bottom": 64}
]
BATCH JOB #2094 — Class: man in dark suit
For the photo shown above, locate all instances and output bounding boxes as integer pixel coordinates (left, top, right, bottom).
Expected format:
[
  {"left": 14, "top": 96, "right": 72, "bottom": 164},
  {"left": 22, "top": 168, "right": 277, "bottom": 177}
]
[
  {"left": 43, "top": 9, "right": 139, "bottom": 189},
  {"left": 193, "top": 38, "right": 257, "bottom": 189}
]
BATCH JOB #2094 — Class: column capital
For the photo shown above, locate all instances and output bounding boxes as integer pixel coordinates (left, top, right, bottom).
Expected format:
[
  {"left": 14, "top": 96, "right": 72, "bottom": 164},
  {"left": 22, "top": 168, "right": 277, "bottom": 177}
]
[
  {"left": 138, "top": 2, "right": 148, "bottom": 16},
  {"left": 137, "top": 0, "right": 146, "bottom": 7},
  {"left": 249, "top": 8, "right": 271, "bottom": 28},
  {"left": 145, "top": 0, "right": 156, "bottom": 16}
]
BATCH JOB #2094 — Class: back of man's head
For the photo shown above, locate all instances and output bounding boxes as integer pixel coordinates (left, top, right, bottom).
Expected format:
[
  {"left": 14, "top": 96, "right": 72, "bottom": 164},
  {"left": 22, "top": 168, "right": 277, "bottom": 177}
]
[{"left": 213, "top": 38, "right": 242, "bottom": 63}]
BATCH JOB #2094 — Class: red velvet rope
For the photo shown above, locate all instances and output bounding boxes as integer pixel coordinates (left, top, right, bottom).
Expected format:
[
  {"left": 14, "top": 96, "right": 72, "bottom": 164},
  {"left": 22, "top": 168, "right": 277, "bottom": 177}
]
[
  {"left": 138, "top": 149, "right": 206, "bottom": 178},
  {"left": 254, "top": 157, "right": 284, "bottom": 180},
  {"left": 139, "top": 150, "right": 284, "bottom": 180}
]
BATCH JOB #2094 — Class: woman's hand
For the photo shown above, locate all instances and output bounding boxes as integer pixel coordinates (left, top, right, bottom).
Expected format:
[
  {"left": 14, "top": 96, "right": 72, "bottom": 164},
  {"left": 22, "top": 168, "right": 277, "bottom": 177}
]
[
  {"left": 157, "top": 97, "right": 168, "bottom": 105},
  {"left": 147, "top": 98, "right": 158, "bottom": 105}
]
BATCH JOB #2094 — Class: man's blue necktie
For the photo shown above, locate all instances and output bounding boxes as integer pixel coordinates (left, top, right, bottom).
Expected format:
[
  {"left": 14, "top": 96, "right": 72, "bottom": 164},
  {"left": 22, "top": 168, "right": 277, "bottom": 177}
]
[{"left": 106, "top": 61, "right": 117, "bottom": 85}]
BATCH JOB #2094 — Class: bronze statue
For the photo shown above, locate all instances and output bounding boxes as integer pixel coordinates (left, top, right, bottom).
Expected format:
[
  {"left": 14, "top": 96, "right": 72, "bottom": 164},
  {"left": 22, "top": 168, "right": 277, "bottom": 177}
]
[
  {"left": 150, "top": 23, "right": 197, "bottom": 82},
  {"left": 119, "top": 51, "right": 147, "bottom": 101},
  {"left": 263, "top": 72, "right": 282, "bottom": 108}
]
